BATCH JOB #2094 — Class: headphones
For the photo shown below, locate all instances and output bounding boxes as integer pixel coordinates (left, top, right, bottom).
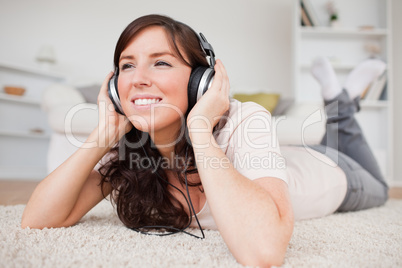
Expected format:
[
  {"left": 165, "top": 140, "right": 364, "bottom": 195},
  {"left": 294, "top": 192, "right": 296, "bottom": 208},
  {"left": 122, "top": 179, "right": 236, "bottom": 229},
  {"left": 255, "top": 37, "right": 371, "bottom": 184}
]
[{"left": 108, "top": 32, "right": 216, "bottom": 116}]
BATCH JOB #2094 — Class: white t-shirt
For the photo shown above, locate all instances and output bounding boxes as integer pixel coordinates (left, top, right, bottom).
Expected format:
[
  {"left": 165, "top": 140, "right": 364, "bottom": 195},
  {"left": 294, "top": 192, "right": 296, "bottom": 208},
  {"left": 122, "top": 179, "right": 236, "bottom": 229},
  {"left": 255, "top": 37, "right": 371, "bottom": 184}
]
[{"left": 190, "top": 99, "right": 347, "bottom": 230}]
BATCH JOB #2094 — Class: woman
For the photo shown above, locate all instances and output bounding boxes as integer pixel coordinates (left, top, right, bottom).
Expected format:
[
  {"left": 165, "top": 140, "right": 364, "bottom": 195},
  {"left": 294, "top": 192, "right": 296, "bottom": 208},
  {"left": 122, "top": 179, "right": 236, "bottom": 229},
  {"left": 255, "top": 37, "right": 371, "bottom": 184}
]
[{"left": 21, "top": 14, "right": 388, "bottom": 267}]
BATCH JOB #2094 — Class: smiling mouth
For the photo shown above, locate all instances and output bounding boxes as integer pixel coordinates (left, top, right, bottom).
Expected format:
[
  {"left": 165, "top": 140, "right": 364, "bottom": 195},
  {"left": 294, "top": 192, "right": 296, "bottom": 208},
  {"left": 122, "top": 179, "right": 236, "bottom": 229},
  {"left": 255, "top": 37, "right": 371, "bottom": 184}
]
[{"left": 133, "top": 98, "right": 162, "bottom": 105}]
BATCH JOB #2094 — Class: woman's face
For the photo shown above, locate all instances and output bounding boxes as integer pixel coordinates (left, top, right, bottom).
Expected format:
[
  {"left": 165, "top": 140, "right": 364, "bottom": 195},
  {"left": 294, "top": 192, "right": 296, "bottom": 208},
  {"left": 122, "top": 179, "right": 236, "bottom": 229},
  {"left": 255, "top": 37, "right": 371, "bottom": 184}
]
[{"left": 117, "top": 26, "right": 192, "bottom": 136}]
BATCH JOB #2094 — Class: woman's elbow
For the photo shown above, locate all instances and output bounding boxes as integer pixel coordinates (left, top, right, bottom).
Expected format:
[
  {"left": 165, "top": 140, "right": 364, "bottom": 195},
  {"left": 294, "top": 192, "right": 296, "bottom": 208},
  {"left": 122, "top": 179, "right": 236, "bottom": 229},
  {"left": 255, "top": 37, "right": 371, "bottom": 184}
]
[
  {"left": 237, "top": 247, "right": 286, "bottom": 268},
  {"left": 21, "top": 217, "right": 51, "bottom": 229},
  {"left": 238, "top": 221, "right": 293, "bottom": 267},
  {"left": 21, "top": 220, "right": 71, "bottom": 230},
  {"left": 235, "top": 236, "right": 290, "bottom": 267},
  {"left": 21, "top": 218, "right": 45, "bottom": 230},
  {"left": 21, "top": 215, "right": 72, "bottom": 230}
]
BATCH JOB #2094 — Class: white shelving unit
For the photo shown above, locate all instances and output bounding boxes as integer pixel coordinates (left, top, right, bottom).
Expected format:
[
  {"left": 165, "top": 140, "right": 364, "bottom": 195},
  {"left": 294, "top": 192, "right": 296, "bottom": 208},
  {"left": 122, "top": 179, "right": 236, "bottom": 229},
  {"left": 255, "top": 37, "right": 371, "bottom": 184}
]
[
  {"left": 0, "top": 61, "right": 65, "bottom": 180},
  {"left": 292, "top": 0, "right": 394, "bottom": 184}
]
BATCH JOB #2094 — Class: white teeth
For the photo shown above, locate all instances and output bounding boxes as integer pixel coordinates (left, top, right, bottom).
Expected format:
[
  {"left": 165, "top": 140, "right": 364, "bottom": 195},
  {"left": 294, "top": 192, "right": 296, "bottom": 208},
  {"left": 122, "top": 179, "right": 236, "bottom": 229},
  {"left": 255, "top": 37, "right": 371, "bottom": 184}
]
[{"left": 134, "top": 98, "right": 161, "bottom": 105}]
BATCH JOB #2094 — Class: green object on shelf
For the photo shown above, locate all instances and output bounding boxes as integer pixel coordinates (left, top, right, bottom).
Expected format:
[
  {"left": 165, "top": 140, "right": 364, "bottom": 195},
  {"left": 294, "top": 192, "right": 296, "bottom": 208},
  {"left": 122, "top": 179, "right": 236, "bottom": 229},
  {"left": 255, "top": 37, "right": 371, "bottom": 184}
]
[{"left": 232, "top": 93, "right": 280, "bottom": 113}]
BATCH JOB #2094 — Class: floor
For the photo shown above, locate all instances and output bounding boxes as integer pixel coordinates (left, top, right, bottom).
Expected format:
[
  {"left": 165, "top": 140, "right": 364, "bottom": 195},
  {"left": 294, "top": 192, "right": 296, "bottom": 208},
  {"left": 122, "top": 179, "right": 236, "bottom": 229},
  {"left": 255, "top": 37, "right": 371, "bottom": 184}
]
[
  {"left": 0, "top": 180, "right": 41, "bottom": 205},
  {"left": 0, "top": 180, "right": 401, "bottom": 206}
]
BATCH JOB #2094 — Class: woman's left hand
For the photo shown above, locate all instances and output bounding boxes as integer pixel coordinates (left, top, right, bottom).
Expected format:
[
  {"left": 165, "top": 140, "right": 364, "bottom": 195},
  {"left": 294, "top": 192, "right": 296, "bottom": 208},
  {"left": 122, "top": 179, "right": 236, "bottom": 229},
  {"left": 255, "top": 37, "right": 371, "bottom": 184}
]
[{"left": 187, "top": 59, "right": 230, "bottom": 144}]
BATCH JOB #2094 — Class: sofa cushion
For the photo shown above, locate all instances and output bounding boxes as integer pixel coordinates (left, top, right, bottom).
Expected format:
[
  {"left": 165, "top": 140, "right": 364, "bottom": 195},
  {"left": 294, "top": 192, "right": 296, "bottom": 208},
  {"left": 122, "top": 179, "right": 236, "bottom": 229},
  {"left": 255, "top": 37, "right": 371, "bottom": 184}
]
[
  {"left": 232, "top": 93, "right": 280, "bottom": 113},
  {"left": 77, "top": 84, "right": 101, "bottom": 104},
  {"left": 48, "top": 103, "right": 98, "bottom": 135},
  {"left": 42, "top": 83, "right": 85, "bottom": 112}
]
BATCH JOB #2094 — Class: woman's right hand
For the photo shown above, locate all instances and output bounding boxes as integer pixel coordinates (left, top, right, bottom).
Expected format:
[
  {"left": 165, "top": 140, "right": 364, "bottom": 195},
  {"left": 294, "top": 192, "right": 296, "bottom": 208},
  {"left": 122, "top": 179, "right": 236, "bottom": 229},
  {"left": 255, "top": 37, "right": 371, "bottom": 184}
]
[{"left": 96, "top": 71, "right": 133, "bottom": 148}]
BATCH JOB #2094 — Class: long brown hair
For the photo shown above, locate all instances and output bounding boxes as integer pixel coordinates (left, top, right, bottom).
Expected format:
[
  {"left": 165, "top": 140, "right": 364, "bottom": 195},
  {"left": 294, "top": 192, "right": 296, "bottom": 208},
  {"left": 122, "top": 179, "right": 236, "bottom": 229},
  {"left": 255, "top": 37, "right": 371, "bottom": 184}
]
[{"left": 99, "top": 14, "right": 227, "bottom": 230}]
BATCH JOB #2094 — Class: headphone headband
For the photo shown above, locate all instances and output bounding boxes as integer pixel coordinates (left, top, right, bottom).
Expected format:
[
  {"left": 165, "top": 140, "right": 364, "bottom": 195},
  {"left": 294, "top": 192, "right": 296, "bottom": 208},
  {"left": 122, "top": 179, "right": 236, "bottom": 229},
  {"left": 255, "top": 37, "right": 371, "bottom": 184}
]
[{"left": 198, "top": 33, "right": 215, "bottom": 67}]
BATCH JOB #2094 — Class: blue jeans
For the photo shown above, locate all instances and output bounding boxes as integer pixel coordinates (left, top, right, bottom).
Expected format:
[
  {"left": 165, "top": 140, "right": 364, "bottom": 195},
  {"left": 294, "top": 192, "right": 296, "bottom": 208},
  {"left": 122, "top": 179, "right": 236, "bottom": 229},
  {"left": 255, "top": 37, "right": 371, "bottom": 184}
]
[{"left": 309, "top": 89, "right": 388, "bottom": 212}]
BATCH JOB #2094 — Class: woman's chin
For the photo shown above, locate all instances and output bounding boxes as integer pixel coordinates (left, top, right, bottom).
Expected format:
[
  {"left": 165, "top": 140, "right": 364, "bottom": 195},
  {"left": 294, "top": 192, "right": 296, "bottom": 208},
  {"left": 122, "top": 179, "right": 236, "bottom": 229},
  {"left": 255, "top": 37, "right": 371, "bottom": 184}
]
[
  {"left": 130, "top": 122, "right": 151, "bottom": 133},
  {"left": 124, "top": 114, "right": 150, "bottom": 131}
]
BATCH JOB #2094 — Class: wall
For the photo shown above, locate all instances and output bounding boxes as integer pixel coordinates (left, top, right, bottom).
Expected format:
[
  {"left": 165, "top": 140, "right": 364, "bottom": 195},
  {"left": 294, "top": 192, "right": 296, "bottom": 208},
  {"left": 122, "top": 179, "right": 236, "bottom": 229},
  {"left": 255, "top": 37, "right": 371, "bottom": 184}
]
[
  {"left": 0, "top": 0, "right": 293, "bottom": 96},
  {"left": 392, "top": 0, "right": 402, "bottom": 185},
  {"left": 0, "top": 0, "right": 401, "bottom": 183}
]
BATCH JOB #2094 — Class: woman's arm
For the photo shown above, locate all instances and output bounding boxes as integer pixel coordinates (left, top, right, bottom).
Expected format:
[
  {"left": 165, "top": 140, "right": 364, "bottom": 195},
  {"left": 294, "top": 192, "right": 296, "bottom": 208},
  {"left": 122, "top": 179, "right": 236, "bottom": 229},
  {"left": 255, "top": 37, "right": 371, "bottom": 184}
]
[
  {"left": 187, "top": 60, "right": 293, "bottom": 267},
  {"left": 21, "top": 128, "right": 112, "bottom": 229},
  {"left": 21, "top": 72, "right": 132, "bottom": 229},
  {"left": 192, "top": 136, "right": 293, "bottom": 267}
]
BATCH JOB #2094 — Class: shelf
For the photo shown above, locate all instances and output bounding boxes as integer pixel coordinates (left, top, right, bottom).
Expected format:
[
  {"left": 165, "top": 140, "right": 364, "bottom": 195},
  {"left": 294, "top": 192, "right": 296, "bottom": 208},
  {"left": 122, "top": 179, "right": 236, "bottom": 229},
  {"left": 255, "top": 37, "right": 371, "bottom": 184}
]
[
  {"left": 0, "top": 60, "right": 64, "bottom": 80},
  {"left": 302, "top": 64, "right": 390, "bottom": 73},
  {"left": 300, "top": 27, "right": 388, "bottom": 38},
  {"left": 360, "top": 100, "right": 389, "bottom": 108},
  {"left": 294, "top": 0, "right": 394, "bottom": 183},
  {"left": 0, "top": 92, "right": 41, "bottom": 105},
  {"left": 0, "top": 59, "right": 64, "bottom": 181},
  {"left": 301, "top": 63, "right": 356, "bottom": 71},
  {"left": 0, "top": 129, "right": 50, "bottom": 139}
]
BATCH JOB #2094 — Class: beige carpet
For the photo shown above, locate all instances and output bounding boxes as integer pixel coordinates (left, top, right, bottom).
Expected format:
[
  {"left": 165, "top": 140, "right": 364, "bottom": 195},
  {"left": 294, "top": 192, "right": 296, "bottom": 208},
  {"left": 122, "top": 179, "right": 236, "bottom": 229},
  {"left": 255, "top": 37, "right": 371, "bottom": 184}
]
[{"left": 1, "top": 199, "right": 401, "bottom": 268}]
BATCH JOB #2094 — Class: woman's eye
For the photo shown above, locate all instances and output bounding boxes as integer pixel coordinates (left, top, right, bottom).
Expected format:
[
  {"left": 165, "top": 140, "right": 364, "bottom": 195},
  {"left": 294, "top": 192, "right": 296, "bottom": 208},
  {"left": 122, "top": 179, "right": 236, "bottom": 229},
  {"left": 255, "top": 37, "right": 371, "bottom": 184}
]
[
  {"left": 155, "top": 61, "right": 171, "bottom": 67},
  {"left": 121, "top": 63, "right": 134, "bottom": 70}
]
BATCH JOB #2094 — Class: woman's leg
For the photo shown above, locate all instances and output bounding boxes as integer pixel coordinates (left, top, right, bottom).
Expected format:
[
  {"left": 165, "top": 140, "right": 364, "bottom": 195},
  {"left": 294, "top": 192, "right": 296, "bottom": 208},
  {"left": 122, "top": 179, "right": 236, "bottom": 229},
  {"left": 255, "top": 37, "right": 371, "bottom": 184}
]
[
  {"left": 310, "top": 57, "right": 388, "bottom": 211},
  {"left": 321, "top": 90, "right": 385, "bottom": 183}
]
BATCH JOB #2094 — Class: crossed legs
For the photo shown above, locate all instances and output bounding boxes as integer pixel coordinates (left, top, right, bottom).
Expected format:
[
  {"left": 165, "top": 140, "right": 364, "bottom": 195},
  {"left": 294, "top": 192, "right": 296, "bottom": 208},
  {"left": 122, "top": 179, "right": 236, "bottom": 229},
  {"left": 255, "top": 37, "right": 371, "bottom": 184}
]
[{"left": 310, "top": 57, "right": 388, "bottom": 211}]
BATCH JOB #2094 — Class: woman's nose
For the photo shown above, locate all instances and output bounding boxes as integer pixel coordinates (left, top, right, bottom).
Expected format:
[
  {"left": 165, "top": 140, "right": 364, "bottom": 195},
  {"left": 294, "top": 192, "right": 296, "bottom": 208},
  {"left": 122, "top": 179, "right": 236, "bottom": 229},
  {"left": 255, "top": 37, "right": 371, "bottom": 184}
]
[{"left": 131, "top": 66, "right": 151, "bottom": 88}]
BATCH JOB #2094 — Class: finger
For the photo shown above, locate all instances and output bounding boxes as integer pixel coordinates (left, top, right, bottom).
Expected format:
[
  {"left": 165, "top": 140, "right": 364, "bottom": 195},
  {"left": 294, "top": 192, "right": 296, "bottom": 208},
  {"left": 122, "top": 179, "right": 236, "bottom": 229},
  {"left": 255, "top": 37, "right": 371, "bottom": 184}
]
[
  {"left": 219, "top": 61, "right": 228, "bottom": 93},
  {"left": 217, "top": 59, "right": 228, "bottom": 78},
  {"left": 209, "top": 63, "right": 222, "bottom": 93},
  {"left": 216, "top": 60, "right": 230, "bottom": 95},
  {"left": 99, "top": 71, "right": 115, "bottom": 96},
  {"left": 212, "top": 60, "right": 224, "bottom": 91}
]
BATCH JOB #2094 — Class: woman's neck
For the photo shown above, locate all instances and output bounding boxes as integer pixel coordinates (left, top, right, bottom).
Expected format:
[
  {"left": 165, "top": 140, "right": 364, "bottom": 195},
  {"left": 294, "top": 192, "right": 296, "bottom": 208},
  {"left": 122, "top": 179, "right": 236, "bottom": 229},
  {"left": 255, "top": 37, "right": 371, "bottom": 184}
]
[{"left": 150, "top": 129, "right": 181, "bottom": 169}]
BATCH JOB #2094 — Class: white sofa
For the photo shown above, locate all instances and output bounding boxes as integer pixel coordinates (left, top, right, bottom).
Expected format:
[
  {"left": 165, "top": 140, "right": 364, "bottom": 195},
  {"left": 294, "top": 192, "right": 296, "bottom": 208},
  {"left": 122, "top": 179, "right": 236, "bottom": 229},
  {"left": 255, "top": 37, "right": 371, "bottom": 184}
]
[
  {"left": 41, "top": 83, "right": 326, "bottom": 173},
  {"left": 41, "top": 84, "right": 99, "bottom": 173}
]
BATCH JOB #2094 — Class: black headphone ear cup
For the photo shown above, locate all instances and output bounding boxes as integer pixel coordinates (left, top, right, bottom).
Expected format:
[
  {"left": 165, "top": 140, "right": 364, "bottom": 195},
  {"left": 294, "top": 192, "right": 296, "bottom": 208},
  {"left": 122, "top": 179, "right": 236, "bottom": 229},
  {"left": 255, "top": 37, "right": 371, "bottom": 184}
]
[
  {"left": 187, "top": 66, "right": 215, "bottom": 113},
  {"left": 107, "top": 73, "right": 125, "bottom": 115}
]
